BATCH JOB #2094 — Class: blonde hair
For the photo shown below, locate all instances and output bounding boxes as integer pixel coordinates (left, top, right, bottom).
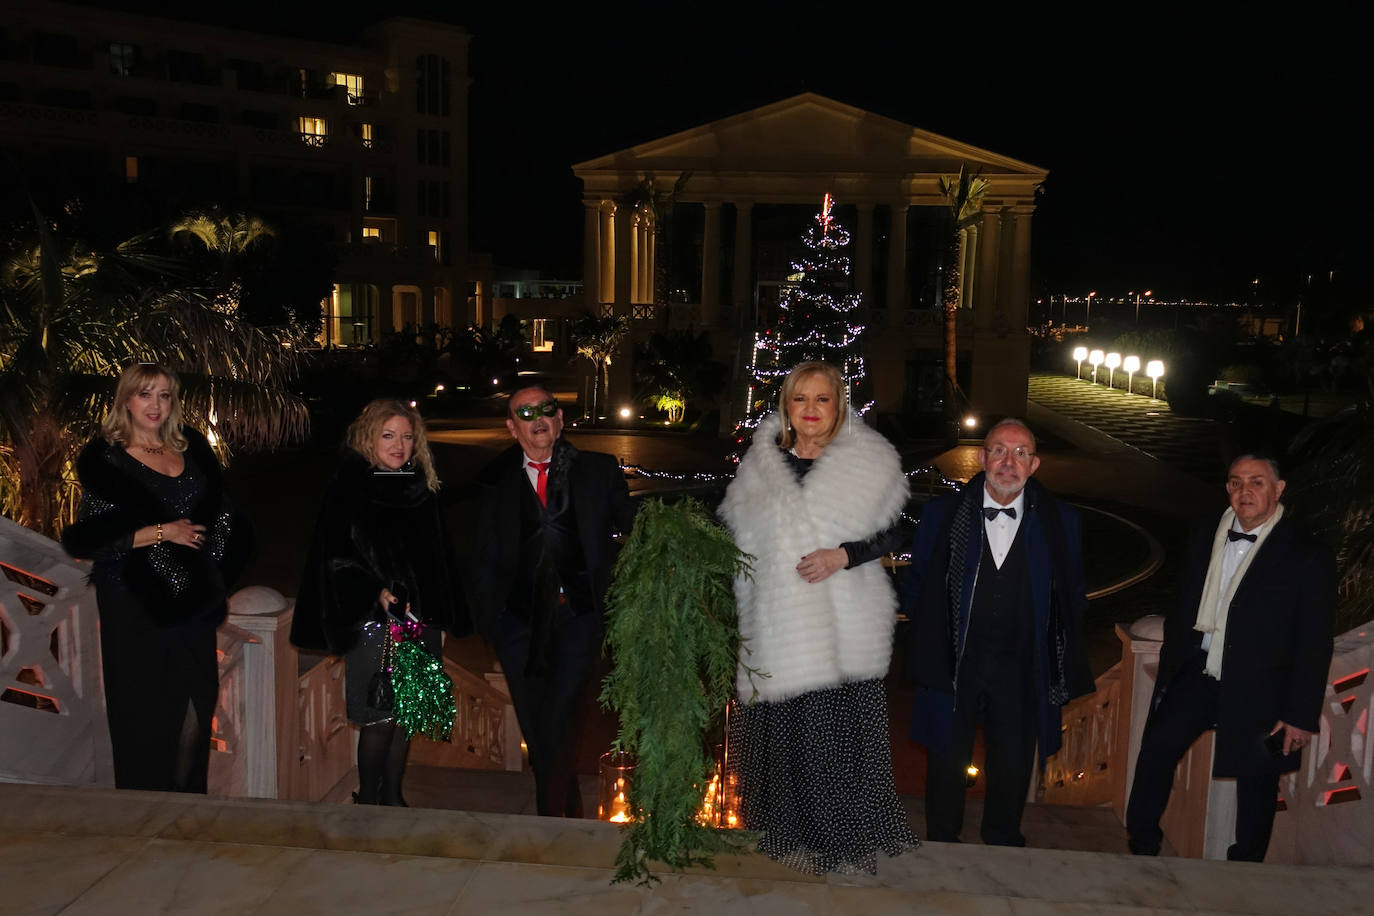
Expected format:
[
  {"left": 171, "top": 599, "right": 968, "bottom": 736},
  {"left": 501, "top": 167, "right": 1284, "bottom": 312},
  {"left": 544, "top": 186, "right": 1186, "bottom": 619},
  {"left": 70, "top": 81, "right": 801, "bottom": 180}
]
[
  {"left": 346, "top": 398, "right": 439, "bottom": 492},
  {"left": 101, "top": 362, "right": 188, "bottom": 452},
  {"left": 777, "top": 361, "right": 847, "bottom": 450}
]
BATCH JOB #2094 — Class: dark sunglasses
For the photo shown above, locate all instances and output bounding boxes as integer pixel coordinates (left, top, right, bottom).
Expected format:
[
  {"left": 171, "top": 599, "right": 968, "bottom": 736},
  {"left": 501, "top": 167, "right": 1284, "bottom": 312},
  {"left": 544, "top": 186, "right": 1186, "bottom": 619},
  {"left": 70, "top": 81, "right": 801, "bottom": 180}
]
[{"left": 512, "top": 400, "right": 559, "bottom": 422}]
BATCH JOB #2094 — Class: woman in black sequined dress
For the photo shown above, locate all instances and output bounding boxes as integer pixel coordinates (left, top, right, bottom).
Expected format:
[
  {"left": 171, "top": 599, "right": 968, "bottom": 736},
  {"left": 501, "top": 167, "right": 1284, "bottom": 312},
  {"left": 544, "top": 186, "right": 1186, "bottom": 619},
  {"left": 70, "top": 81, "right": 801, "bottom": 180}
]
[
  {"left": 291, "top": 399, "right": 469, "bottom": 805},
  {"left": 63, "top": 363, "right": 252, "bottom": 792}
]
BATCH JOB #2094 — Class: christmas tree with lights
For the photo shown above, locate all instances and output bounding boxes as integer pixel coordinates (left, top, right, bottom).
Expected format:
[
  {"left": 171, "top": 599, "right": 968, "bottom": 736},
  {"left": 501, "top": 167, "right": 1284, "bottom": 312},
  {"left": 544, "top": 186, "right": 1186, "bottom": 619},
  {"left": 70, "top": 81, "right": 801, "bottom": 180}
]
[{"left": 732, "top": 194, "right": 870, "bottom": 455}]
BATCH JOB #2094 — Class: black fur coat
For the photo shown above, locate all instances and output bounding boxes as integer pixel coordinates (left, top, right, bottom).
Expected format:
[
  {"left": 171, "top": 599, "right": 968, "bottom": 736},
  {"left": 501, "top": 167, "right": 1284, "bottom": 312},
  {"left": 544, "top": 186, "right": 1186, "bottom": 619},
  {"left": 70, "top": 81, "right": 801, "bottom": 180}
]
[
  {"left": 62, "top": 428, "right": 253, "bottom": 628},
  {"left": 290, "top": 449, "right": 470, "bottom": 655}
]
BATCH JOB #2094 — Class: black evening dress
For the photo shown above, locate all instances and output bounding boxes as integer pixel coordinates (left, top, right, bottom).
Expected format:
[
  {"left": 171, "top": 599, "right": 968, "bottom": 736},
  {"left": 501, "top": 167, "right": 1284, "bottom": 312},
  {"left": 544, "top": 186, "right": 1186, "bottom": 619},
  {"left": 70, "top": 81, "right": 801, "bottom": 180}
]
[
  {"left": 726, "top": 449, "right": 916, "bottom": 874},
  {"left": 63, "top": 429, "right": 250, "bottom": 792}
]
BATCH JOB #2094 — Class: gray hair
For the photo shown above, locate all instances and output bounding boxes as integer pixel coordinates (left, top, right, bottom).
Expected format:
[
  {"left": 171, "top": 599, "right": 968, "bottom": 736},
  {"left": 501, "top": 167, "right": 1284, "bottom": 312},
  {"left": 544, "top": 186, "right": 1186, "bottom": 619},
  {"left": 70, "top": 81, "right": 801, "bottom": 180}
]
[
  {"left": 1229, "top": 453, "right": 1282, "bottom": 481},
  {"left": 983, "top": 417, "right": 1037, "bottom": 451}
]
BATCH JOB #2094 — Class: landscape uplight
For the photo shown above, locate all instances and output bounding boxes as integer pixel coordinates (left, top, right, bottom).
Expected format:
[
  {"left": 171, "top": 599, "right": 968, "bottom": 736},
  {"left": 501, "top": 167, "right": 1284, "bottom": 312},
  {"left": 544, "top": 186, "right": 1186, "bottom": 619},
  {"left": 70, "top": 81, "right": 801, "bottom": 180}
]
[
  {"left": 1105, "top": 352, "right": 1121, "bottom": 388},
  {"left": 1089, "top": 349, "right": 1104, "bottom": 384},
  {"left": 1123, "top": 355, "right": 1141, "bottom": 394},
  {"left": 1073, "top": 345, "right": 1088, "bottom": 380},
  {"left": 1146, "top": 359, "right": 1165, "bottom": 400}
]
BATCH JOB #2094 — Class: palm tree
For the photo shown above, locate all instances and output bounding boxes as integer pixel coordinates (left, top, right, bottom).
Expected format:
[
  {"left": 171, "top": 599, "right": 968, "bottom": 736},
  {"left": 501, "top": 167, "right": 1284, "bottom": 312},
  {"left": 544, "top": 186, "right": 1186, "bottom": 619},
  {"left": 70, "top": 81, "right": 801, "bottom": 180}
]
[
  {"left": 0, "top": 212, "right": 308, "bottom": 537},
  {"left": 168, "top": 208, "right": 275, "bottom": 288},
  {"left": 635, "top": 330, "right": 727, "bottom": 424},
  {"left": 570, "top": 312, "right": 630, "bottom": 423},
  {"left": 620, "top": 172, "right": 691, "bottom": 313},
  {"left": 938, "top": 164, "right": 987, "bottom": 445}
]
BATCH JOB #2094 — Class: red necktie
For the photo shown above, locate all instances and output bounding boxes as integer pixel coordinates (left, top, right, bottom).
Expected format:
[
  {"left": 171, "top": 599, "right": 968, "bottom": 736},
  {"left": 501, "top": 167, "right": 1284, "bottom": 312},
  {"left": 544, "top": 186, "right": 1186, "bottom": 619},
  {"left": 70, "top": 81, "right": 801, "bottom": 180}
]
[{"left": 531, "top": 461, "right": 550, "bottom": 506}]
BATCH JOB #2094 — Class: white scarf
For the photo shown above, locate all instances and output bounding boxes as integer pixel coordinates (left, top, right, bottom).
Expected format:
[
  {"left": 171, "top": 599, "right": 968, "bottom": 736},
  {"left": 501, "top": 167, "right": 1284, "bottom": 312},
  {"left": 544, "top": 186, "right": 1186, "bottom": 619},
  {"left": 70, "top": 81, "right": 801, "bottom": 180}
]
[{"left": 1193, "top": 503, "right": 1284, "bottom": 678}]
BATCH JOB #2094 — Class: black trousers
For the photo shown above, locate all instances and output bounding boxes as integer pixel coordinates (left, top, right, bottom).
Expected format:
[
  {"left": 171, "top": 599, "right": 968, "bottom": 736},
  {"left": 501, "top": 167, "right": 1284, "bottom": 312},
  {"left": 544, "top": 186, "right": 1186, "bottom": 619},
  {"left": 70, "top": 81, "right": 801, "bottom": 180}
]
[
  {"left": 1126, "top": 651, "right": 1280, "bottom": 862},
  {"left": 925, "top": 649, "right": 1037, "bottom": 846},
  {"left": 492, "top": 602, "right": 601, "bottom": 817}
]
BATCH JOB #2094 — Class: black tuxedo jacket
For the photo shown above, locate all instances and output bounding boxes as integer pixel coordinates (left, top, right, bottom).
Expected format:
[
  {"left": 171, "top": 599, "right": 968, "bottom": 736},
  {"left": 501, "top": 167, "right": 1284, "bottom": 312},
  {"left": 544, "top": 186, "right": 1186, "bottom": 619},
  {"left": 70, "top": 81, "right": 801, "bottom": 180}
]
[
  {"left": 469, "top": 438, "right": 634, "bottom": 639},
  {"left": 1153, "top": 512, "right": 1335, "bottom": 775}
]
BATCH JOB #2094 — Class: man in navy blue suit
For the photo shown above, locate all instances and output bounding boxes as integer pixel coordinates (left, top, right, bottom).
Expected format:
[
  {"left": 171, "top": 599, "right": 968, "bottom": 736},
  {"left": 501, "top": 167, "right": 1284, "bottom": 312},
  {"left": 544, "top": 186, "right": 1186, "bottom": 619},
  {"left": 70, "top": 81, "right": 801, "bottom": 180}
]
[
  {"left": 903, "top": 418, "right": 1094, "bottom": 845},
  {"left": 470, "top": 386, "right": 634, "bottom": 817},
  {"left": 1127, "top": 454, "right": 1334, "bottom": 861}
]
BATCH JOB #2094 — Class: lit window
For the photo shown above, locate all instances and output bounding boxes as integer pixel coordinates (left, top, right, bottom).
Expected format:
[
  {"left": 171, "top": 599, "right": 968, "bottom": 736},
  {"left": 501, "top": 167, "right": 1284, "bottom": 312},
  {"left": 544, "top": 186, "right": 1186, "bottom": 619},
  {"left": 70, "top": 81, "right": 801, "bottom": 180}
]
[
  {"left": 427, "top": 230, "right": 441, "bottom": 261},
  {"left": 109, "top": 43, "right": 136, "bottom": 77},
  {"left": 532, "top": 318, "right": 554, "bottom": 352},
  {"left": 360, "top": 122, "right": 374, "bottom": 149},
  {"left": 332, "top": 72, "right": 364, "bottom": 104},
  {"left": 362, "top": 226, "right": 382, "bottom": 240},
  {"left": 124, "top": 156, "right": 138, "bottom": 184},
  {"left": 298, "top": 116, "right": 327, "bottom": 147}
]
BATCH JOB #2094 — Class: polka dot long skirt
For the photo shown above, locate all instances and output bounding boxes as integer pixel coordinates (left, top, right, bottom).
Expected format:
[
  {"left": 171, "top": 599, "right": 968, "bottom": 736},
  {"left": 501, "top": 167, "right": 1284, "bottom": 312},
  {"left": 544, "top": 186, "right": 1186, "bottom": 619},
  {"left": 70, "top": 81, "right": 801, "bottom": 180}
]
[{"left": 727, "top": 678, "right": 918, "bottom": 874}]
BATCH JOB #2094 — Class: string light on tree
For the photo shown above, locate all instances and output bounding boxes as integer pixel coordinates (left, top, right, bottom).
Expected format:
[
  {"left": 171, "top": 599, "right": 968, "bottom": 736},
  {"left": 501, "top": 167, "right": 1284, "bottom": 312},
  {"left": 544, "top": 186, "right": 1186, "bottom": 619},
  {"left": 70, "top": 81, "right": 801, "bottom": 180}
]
[{"left": 732, "top": 193, "right": 872, "bottom": 457}]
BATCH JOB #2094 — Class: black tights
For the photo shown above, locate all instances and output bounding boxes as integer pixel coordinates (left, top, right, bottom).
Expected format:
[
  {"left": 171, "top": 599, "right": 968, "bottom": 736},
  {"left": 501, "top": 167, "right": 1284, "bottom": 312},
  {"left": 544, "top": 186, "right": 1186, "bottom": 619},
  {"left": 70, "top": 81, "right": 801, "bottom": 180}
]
[
  {"left": 356, "top": 721, "right": 411, "bottom": 805},
  {"left": 171, "top": 699, "right": 210, "bottom": 794}
]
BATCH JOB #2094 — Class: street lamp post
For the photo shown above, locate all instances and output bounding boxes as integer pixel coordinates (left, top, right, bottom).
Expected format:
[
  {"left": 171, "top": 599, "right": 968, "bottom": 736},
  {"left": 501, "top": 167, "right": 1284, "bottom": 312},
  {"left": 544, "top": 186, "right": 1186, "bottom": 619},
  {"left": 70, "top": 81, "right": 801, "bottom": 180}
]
[
  {"left": 1135, "top": 289, "right": 1153, "bottom": 324},
  {"left": 1105, "top": 352, "right": 1121, "bottom": 389},
  {"left": 1086, "top": 291, "right": 1097, "bottom": 327},
  {"left": 1073, "top": 346, "right": 1088, "bottom": 380},
  {"left": 1089, "top": 349, "right": 1104, "bottom": 384},
  {"left": 1147, "top": 360, "right": 1165, "bottom": 400},
  {"left": 1123, "top": 355, "right": 1140, "bottom": 394}
]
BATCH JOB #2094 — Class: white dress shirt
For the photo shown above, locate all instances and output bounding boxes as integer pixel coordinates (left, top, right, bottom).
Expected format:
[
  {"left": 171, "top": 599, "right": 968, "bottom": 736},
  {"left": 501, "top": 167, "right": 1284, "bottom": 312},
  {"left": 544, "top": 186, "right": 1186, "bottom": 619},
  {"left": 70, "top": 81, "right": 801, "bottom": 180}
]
[
  {"left": 1200, "top": 521, "right": 1260, "bottom": 652},
  {"left": 982, "top": 488, "right": 1026, "bottom": 569},
  {"left": 522, "top": 452, "right": 550, "bottom": 493}
]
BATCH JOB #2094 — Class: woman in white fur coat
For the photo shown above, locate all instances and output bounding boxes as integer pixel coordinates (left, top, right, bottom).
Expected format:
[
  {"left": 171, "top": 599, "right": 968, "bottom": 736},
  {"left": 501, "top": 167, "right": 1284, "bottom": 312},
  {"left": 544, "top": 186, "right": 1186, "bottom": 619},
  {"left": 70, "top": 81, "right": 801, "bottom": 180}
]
[{"left": 719, "top": 361, "right": 917, "bottom": 874}]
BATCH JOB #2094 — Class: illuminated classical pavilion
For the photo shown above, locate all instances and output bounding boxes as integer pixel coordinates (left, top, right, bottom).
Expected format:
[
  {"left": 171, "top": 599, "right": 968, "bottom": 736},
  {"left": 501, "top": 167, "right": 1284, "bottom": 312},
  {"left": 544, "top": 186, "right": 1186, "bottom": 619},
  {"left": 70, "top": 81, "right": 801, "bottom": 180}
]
[{"left": 571, "top": 92, "right": 1048, "bottom": 421}]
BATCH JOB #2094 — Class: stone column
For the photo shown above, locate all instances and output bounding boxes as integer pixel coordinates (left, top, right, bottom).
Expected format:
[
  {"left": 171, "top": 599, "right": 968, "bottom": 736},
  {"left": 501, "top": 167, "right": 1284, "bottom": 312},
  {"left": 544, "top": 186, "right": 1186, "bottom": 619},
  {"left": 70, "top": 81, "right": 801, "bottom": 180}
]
[
  {"left": 732, "top": 201, "right": 754, "bottom": 318},
  {"left": 614, "top": 204, "right": 633, "bottom": 314},
  {"left": 629, "top": 213, "right": 642, "bottom": 305},
  {"left": 646, "top": 219, "right": 657, "bottom": 308},
  {"left": 701, "top": 201, "right": 721, "bottom": 325},
  {"left": 974, "top": 205, "right": 1003, "bottom": 328},
  {"left": 582, "top": 200, "right": 601, "bottom": 309},
  {"left": 886, "top": 203, "right": 909, "bottom": 327},
  {"left": 959, "top": 225, "right": 978, "bottom": 310},
  {"left": 854, "top": 202, "right": 874, "bottom": 301},
  {"left": 1005, "top": 204, "right": 1035, "bottom": 327},
  {"left": 599, "top": 203, "right": 615, "bottom": 305}
]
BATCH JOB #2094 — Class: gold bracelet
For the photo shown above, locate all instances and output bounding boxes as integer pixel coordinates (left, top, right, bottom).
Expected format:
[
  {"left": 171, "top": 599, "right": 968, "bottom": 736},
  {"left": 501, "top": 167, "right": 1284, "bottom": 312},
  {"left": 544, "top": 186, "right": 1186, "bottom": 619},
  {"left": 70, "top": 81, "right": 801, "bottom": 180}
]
[{"left": 155, "top": 523, "right": 163, "bottom": 546}]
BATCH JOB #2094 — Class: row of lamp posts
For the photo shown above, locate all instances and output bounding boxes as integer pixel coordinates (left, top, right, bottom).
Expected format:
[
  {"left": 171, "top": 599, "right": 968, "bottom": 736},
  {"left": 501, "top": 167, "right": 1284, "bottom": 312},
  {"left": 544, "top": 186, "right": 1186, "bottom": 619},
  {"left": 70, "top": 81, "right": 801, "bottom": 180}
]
[{"left": 1073, "top": 346, "right": 1165, "bottom": 399}]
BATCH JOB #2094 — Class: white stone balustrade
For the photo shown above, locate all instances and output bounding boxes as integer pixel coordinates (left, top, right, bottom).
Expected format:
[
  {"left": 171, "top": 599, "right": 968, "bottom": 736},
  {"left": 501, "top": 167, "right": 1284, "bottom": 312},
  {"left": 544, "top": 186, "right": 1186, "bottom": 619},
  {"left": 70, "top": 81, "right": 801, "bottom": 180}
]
[
  {"left": 1113, "top": 614, "right": 1374, "bottom": 865},
  {"left": 0, "top": 515, "right": 113, "bottom": 787}
]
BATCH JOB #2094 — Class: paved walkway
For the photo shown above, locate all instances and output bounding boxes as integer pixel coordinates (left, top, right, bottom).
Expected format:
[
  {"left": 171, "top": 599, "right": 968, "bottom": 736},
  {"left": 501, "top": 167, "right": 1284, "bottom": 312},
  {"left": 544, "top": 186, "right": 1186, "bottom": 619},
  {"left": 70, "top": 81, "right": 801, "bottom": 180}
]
[
  {"left": 1028, "top": 373, "right": 1230, "bottom": 486},
  {"left": 6, "top": 784, "right": 1371, "bottom": 915}
]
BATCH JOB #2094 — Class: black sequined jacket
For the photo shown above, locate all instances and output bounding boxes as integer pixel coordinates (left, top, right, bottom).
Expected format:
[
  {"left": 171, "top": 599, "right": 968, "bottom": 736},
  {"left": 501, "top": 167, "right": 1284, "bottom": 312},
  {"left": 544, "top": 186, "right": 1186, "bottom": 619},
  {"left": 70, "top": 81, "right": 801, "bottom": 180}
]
[
  {"left": 290, "top": 449, "right": 471, "bottom": 655},
  {"left": 62, "top": 428, "right": 253, "bottom": 628}
]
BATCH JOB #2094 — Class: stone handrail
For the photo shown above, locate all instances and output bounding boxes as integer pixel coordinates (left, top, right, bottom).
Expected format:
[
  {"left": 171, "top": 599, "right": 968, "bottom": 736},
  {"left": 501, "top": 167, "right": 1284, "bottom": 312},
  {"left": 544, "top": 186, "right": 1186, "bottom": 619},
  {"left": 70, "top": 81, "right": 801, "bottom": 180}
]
[
  {"left": 1112, "top": 615, "right": 1374, "bottom": 865},
  {"left": 1041, "top": 661, "right": 1122, "bottom": 806}
]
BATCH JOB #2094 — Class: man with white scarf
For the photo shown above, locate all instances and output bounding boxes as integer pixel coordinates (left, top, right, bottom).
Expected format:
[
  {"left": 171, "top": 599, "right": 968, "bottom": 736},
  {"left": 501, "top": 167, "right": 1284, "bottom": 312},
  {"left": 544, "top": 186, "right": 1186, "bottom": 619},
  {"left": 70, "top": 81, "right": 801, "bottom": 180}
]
[{"left": 1127, "top": 454, "right": 1335, "bottom": 862}]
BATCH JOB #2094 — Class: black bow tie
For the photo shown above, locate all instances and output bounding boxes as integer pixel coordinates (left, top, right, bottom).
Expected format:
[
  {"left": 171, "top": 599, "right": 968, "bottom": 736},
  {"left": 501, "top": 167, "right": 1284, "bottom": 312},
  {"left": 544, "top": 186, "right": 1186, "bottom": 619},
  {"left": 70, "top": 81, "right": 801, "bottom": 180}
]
[
  {"left": 1227, "top": 529, "right": 1257, "bottom": 543},
  {"left": 983, "top": 506, "right": 1016, "bottom": 521}
]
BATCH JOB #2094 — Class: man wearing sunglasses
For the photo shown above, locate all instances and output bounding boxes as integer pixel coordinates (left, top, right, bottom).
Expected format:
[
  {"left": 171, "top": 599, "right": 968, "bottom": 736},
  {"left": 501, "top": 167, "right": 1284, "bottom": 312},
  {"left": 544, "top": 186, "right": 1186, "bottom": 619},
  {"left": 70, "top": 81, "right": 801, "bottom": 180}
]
[{"left": 470, "top": 386, "right": 635, "bottom": 817}]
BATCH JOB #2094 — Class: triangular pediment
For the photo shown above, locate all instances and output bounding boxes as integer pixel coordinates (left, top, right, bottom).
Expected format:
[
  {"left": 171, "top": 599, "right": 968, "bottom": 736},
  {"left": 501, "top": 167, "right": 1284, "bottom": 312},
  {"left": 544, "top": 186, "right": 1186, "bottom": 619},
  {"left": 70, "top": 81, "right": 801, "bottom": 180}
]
[{"left": 573, "top": 93, "right": 1046, "bottom": 180}]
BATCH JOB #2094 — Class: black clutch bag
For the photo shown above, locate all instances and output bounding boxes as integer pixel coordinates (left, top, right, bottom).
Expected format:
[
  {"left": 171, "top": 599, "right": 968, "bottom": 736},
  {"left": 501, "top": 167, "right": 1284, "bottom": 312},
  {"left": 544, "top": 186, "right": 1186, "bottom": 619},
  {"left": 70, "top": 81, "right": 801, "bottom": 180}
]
[
  {"left": 367, "top": 670, "right": 394, "bottom": 711},
  {"left": 366, "top": 617, "right": 395, "bottom": 711}
]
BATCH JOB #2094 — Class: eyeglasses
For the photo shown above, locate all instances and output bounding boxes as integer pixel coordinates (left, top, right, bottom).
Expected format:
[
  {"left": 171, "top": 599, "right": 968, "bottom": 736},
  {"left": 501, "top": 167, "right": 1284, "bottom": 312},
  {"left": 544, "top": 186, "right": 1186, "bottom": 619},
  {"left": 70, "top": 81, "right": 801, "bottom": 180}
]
[
  {"left": 512, "top": 400, "right": 559, "bottom": 422},
  {"left": 985, "top": 445, "right": 1035, "bottom": 463}
]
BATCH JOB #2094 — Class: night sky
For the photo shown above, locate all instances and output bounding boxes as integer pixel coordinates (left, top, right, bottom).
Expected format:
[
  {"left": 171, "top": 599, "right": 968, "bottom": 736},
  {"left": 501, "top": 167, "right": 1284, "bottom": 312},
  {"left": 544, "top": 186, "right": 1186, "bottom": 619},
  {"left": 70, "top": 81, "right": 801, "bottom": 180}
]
[{"left": 89, "top": 1, "right": 1369, "bottom": 304}]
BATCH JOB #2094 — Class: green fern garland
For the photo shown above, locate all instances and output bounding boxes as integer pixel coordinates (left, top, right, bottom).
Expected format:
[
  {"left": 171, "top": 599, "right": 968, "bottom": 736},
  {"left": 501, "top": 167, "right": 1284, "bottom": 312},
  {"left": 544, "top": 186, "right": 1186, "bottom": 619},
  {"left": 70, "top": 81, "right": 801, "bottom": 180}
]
[{"left": 599, "top": 497, "right": 756, "bottom": 885}]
